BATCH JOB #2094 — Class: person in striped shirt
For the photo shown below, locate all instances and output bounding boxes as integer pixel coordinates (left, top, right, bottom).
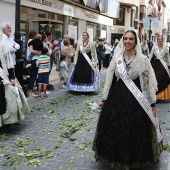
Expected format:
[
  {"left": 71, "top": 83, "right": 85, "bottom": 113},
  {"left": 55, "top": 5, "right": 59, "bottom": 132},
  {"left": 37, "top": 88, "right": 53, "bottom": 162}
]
[{"left": 36, "top": 47, "right": 50, "bottom": 98}]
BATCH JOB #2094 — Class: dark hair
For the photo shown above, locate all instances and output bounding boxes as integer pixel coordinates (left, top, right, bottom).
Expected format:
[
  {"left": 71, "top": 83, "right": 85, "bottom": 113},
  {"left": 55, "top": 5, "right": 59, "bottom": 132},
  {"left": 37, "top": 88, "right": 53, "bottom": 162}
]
[
  {"left": 124, "top": 30, "right": 137, "bottom": 44},
  {"left": 28, "top": 30, "right": 37, "bottom": 39},
  {"left": 45, "top": 31, "right": 52, "bottom": 37},
  {"left": 41, "top": 34, "right": 47, "bottom": 42},
  {"left": 60, "top": 55, "right": 66, "bottom": 62},
  {"left": 41, "top": 47, "right": 48, "bottom": 55},
  {"left": 69, "top": 38, "right": 74, "bottom": 46},
  {"left": 82, "top": 32, "right": 89, "bottom": 38}
]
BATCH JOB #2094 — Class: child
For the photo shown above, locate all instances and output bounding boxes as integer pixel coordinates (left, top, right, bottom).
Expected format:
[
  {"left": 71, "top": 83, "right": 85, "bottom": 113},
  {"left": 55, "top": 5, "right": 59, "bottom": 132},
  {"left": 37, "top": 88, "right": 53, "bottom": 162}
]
[
  {"left": 36, "top": 47, "right": 50, "bottom": 98},
  {"left": 59, "top": 55, "right": 68, "bottom": 88},
  {"left": 28, "top": 34, "right": 43, "bottom": 61}
]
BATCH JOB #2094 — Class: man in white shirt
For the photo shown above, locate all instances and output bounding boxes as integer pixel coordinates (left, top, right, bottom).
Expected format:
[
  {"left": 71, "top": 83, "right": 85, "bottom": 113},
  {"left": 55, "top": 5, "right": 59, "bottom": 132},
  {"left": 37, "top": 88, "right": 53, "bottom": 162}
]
[{"left": 1, "top": 22, "right": 20, "bottom": 67}]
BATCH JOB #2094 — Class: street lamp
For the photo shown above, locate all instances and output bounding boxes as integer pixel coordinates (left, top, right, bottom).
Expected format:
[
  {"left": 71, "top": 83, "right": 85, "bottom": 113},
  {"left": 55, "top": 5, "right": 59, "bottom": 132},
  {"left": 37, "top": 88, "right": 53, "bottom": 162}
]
[
  {"left": 15, "top": 0, "right": 27, "bottom": 96},
  {"left": 147, "top": 13, "right": 153, "bottom": 41}
]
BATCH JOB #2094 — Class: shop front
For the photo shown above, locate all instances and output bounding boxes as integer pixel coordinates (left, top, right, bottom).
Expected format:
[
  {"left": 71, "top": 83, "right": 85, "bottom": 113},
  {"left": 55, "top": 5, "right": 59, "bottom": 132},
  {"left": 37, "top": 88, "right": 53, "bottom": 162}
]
[{"left": 20, "top": 0, "right": 113, "bottom": 42}]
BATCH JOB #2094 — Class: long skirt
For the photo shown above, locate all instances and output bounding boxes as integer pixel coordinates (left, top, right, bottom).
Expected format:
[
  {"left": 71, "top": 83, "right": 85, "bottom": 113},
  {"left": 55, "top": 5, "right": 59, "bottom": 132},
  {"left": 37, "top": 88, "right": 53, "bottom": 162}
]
[
  {"left": 67, "top": 51, "right": 99, "bottom": 92},
  {"left": 151, "top": 58, "right": 170, "bottom": 100},
  {"left": 92, "top": 77, "right": 162, "bottom": 170},
  {"left": 0, "top": 79, "right": 30, "bottom": 127}
]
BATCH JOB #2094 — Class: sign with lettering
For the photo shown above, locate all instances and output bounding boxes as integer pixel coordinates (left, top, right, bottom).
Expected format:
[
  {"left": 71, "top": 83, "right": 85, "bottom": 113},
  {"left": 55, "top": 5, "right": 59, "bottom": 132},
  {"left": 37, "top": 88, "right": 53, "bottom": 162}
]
[
  {"left": 22, "top": 0, "right": 74, "bottom": 16},
  {"left": 21, "top": 0, "right": 113, "bottom": 26}
]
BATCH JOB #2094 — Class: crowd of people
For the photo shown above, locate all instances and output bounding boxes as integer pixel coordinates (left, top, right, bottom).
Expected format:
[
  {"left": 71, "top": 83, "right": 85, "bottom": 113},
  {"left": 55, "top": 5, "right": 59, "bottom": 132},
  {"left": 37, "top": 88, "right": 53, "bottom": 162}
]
[{"left": 0, "top": 21, "right": 170, "bottom": 170}]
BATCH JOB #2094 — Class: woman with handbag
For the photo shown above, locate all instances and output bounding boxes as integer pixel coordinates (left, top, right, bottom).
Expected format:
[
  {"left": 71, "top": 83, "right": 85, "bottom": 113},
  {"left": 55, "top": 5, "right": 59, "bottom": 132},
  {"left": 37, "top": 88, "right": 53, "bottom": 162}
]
[
  {"left": 93, "top": 30, "right": 163, "bottom": 170},
  {"left": 0, "top": 33, "right": 29, "bottom": 127}
]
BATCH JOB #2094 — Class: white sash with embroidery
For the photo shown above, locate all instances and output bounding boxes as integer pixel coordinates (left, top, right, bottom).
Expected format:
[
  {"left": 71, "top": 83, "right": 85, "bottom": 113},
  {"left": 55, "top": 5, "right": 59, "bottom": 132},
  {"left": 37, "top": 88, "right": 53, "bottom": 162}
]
[
  {"left": 116, "top": 55, "right": 162, "bottom": 142},
  {"left": 80, "top": 45, "right": 100, "bottom": 83},
  {"left": 154, "top": 46, "right": 170, "bottom": 78}
]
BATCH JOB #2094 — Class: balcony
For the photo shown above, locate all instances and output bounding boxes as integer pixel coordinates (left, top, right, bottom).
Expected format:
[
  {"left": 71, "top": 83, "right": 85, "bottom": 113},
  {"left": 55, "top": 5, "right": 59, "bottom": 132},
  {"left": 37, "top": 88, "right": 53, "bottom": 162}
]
[{"left": 117, "top": 0, "right": 139, "bottom": 7}]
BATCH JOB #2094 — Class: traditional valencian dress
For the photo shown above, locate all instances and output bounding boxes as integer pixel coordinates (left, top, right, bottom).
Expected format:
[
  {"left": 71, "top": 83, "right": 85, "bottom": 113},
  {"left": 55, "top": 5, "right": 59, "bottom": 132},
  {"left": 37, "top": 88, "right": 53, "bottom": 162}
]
[
  {"left": 67, "top": 40, "right": 99, "bottom": 92},
  {"left": 93, "top": 33, "right": 162, "bottom": 170},
  {"left": 150, "top": 44, "right": 170, "bottom": 100},
  {"left": 0, "top": 34, "right": 30, "bottom": 127}
]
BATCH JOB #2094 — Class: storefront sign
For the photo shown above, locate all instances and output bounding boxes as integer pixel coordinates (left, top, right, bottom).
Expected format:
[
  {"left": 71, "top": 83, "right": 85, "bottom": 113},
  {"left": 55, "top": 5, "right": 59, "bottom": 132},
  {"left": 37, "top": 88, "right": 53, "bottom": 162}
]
[
  {"left": 22, "top": 0, "right": 74, "bottom": 16},
  {"left": 21, "top": 0, "right": 113, "bottom": 26}
]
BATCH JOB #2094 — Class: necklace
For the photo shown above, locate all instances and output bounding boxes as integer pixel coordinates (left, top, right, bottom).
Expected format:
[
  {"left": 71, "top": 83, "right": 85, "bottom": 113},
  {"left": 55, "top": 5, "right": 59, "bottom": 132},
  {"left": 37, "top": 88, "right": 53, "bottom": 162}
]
[
  {"left": 83, "top": 40, "right": 89, "bottom": 47},
  {"left": 124, "top": 53, "right": 135, "bottom": 60}
]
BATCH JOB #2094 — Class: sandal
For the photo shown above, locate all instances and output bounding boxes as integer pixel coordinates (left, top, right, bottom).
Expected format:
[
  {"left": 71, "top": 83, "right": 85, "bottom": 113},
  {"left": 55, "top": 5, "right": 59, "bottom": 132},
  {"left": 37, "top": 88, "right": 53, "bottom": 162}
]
[
  {"left": 37, "top": 95, "right": 41, "bottom": 98},
  {"left": 43, "top": 95, "right": 48, "bottom": 98}
]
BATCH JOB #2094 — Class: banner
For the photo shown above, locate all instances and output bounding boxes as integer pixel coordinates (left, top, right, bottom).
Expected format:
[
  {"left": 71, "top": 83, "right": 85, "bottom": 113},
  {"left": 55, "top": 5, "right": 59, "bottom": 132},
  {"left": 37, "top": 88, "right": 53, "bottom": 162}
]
[
  {"left": 153, "top": 17, "right": 159, "bottom": 29},
  {"left": 143, "top": 18, "right": 148, "bottom": 29}
]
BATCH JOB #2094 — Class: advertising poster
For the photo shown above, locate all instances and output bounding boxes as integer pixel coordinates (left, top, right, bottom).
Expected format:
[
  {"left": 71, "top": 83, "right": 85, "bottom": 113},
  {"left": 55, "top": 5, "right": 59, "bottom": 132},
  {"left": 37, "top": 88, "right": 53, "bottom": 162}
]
[{"left": 68, "top": 25, "right": 77, "bottom": 41}]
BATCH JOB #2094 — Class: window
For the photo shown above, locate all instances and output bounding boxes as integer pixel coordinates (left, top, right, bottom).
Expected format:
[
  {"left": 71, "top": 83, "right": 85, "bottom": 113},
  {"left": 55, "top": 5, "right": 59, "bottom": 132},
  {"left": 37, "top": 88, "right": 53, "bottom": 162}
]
[{"left": 113, "top": 7, "right": 125, "bottom": 26}]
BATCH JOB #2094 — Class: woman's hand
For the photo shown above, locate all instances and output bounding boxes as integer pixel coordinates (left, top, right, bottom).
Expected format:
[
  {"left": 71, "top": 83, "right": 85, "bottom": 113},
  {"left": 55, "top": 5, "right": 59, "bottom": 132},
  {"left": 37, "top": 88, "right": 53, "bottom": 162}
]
[
  {"left": 98, "top": 101, "right": 104, "bottom": 109},
  {"left": 93, "top": 63, "right": 96, "bottom": 68},
  {"left": 10, "top": 79, "right": 15, "bottom": 86},
  {"left": 152, "top": 107, "right": 157, "bottom": 118}
]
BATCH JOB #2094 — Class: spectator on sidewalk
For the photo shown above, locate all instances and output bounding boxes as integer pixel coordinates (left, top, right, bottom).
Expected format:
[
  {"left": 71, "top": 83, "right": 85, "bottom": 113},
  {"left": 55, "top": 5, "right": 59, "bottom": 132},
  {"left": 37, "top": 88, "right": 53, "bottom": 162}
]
[
  {"left": 59, "top": 55, "right": 68, "bottom": 88},
  {"left": 36, "top": 47, "right": 50, "bottom": 98},
  {"left": 1, "top": 22, "right": 20, "bottom": 69},
  {"left": 103, "top": 41, "right": 112, "bottom": 68},
  {"left": 41, "top": 34, "right": 52, "bottom": 58},
  {"left": 27, "top": 34, "right": 43, "bottom": 97},
  {"left": 26, "top": 30, "right": 37, "bottom": 60},
  {"left": 61, "top": 39, "right": 75, "bottom": 74},
  {"left": 28, "top": 34, "right": 43, "bottom": 62},
  {"left": 45, "top": 31, "right": 52, "bottom": 47}
]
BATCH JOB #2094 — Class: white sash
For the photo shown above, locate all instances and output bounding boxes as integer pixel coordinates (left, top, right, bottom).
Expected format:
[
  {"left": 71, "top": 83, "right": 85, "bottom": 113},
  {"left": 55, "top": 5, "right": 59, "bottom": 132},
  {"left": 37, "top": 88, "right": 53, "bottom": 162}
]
[
  {"left": 80, "top": 45, "right": 100, "bottom": 82},
  {"left": 154, "top": 46, "right": 170, "bottom": 78},
  {"left": 116, "top": 55, "right": 162, "bottom": 142}
]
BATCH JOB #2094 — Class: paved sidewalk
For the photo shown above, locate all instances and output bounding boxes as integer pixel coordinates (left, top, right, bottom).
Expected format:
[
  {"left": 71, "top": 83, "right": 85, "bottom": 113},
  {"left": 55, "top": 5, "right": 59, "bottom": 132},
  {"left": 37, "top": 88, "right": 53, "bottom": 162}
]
[{"left": 0, "top": 71, "right": 170, "bottom": 170}]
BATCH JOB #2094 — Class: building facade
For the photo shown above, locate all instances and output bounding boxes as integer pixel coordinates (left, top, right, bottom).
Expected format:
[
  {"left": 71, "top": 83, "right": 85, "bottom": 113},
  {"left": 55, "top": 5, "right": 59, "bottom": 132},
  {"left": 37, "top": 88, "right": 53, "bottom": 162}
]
[
  {"left": 0, "top": 0, "right": 120, "bottom": 42},
  {"left": 139, "top": 0, "right": 167, "bottom": 41},
  {"left": 111, "top": 0, "right": 140, "bottom": 43}
]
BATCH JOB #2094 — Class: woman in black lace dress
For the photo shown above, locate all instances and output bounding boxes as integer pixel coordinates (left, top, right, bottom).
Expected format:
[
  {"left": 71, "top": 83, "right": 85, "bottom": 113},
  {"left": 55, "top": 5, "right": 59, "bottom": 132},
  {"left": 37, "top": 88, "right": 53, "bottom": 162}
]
[
  {"left": 67, "top": 32, "right": 99, "bottom": 92},
  {"left": 92, "top": 30, "right": 162, "bottom": 170},
  {"left": 149, "top": 35, "right": 170, "bottom": 100}
]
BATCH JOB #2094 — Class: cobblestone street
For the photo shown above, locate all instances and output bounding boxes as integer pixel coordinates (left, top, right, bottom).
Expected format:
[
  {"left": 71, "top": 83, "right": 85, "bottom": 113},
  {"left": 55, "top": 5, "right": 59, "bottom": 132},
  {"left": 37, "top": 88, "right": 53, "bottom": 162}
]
[{"left": 0, "top": 72, "right": 170, "bottom": 170}]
